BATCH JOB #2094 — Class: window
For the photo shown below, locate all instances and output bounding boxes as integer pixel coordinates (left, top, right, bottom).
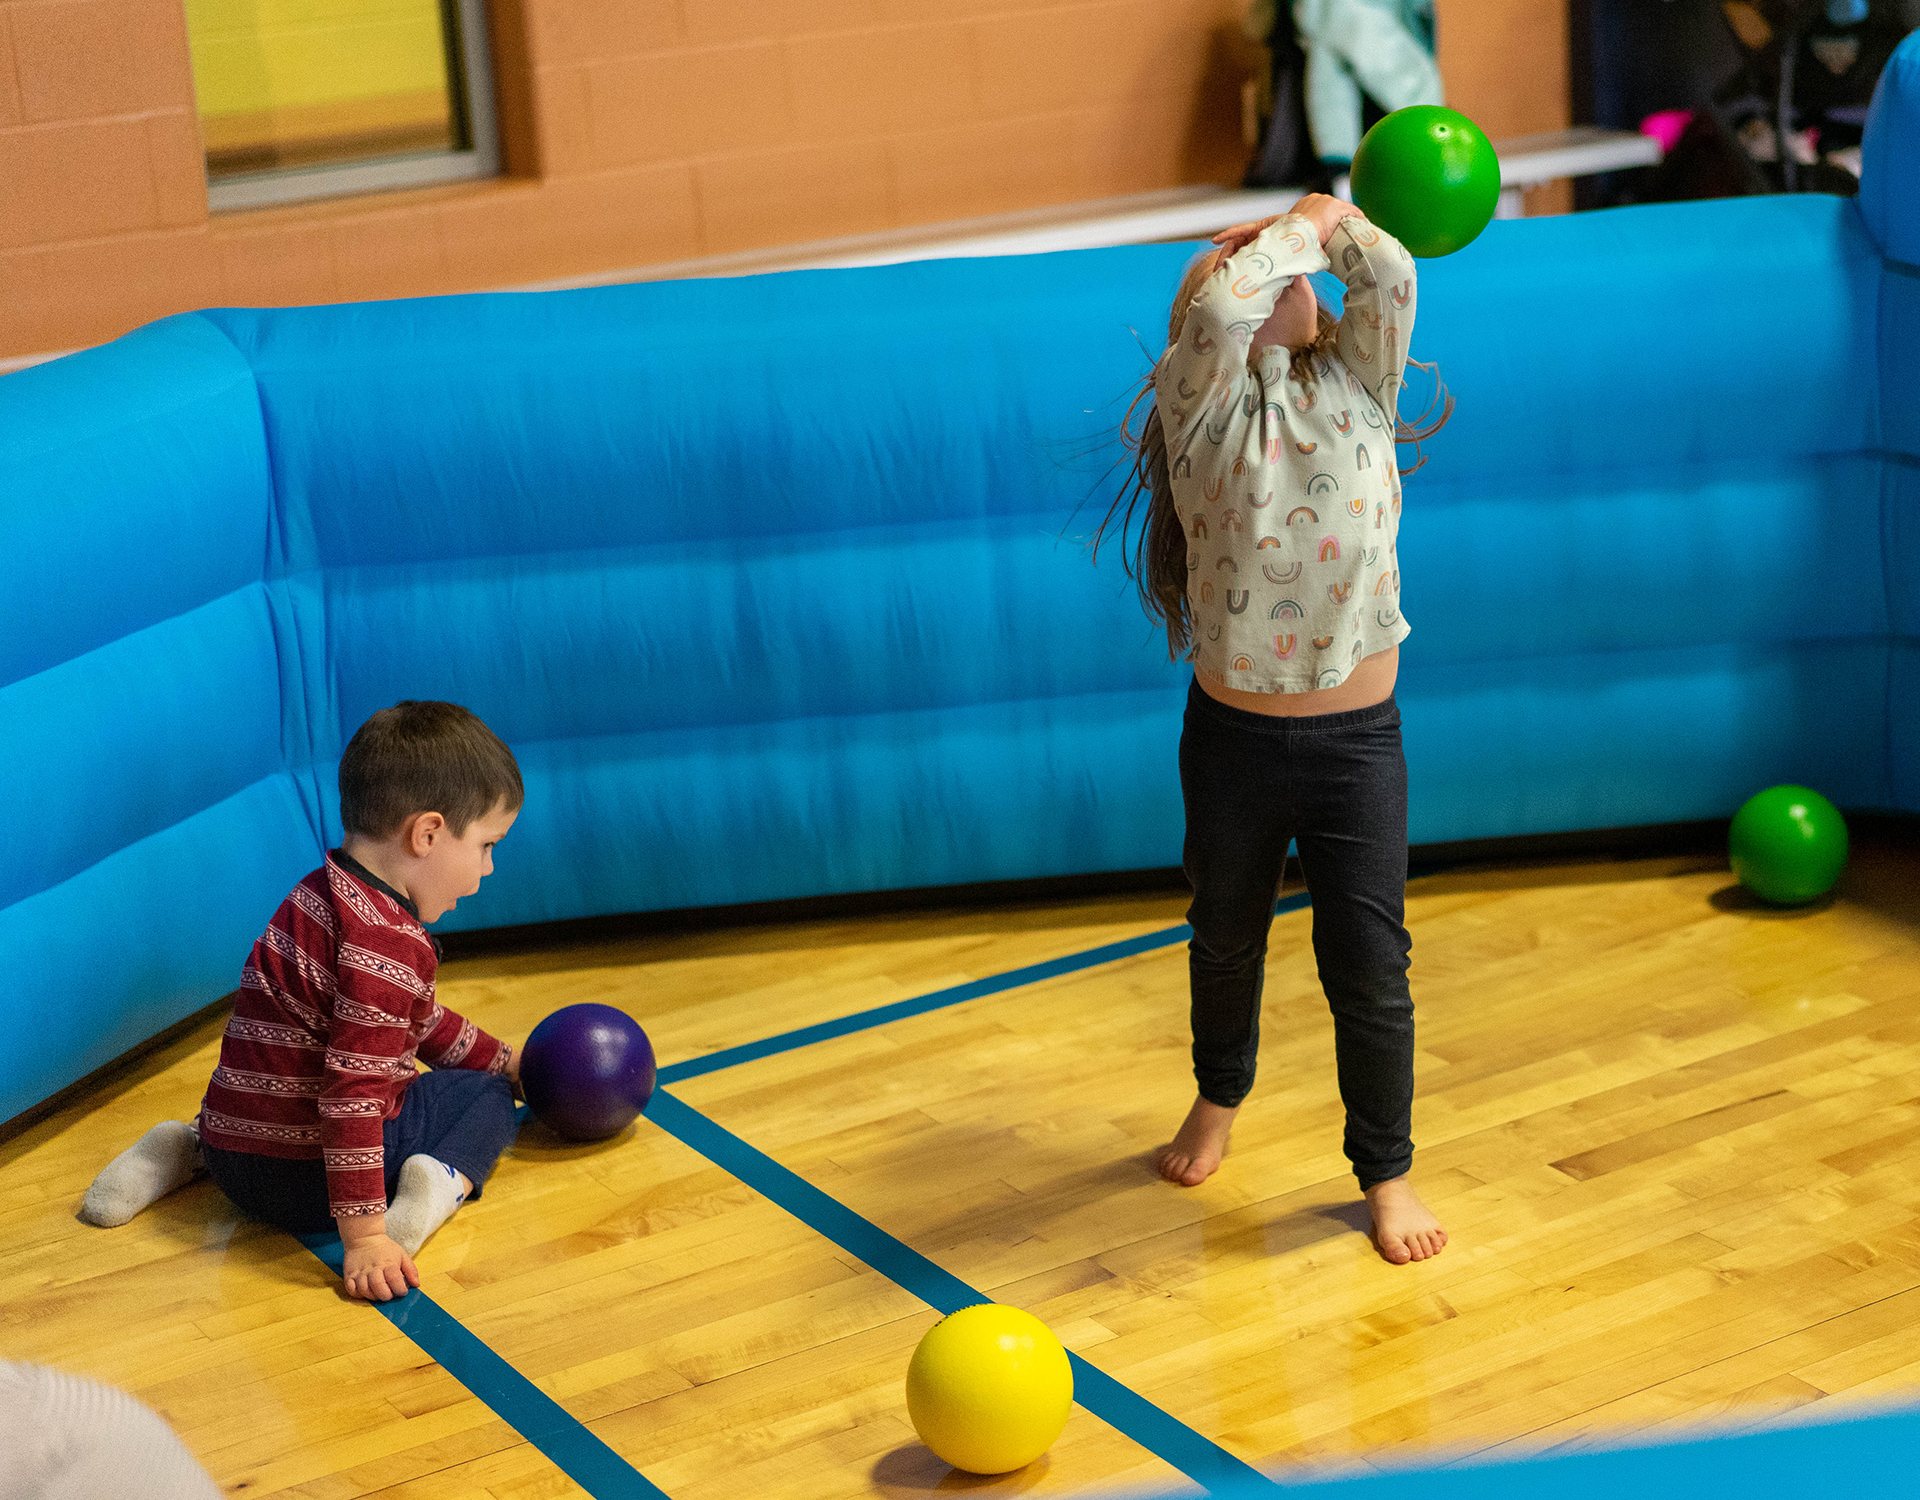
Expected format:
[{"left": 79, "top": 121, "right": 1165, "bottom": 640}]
[{"left": 183, "top": 0, "right": 500, "bottom": 211}]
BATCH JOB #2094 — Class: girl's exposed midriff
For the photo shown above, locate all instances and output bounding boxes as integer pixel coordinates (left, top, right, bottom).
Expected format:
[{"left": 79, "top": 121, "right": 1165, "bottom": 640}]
[{"left": 1197, "top": 643, "right": 1399, "bottom": 716}]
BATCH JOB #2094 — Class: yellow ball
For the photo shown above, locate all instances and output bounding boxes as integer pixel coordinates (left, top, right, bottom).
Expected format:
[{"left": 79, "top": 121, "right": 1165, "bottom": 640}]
[{"left": 906, "top": 1304, "right": 1074, "bottom": 1474}]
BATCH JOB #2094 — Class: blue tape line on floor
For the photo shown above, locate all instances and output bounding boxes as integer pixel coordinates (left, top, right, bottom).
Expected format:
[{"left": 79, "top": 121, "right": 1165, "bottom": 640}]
[
  {"left": 297, "top": 1232, "right": 670, "bottom": 1500},
  {"left": 657, "top": 892, "right": 1312, "bottom": 1086},
  {"left": 643, "top": 1091, "right": 1280, "bottom": 1494}
]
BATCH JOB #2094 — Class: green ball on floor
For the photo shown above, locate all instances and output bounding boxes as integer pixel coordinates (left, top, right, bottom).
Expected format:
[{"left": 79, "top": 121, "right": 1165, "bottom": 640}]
[{"left": 1729, "top": 785, "right": 1849, "bottom": 906}]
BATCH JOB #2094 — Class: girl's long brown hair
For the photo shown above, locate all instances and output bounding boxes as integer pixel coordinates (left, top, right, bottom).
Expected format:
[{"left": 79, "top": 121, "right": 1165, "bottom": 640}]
[{"left": 1084, "top": 261, "right": 1454, "bottom": 660}]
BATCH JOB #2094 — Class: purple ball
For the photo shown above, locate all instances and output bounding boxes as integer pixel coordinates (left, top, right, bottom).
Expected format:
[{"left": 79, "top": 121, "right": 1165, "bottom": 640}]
[{"left": 520, "top": 1003, "right": 656, "bottom": 1141}]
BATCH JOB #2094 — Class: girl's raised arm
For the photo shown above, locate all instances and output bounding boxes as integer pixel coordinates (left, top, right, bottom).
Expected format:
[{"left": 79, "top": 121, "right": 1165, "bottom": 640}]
[
  {"left": 1157, "top": 215, "right": 1329, "bottom": 454},
  {"left": 1327, "top": 217, "right": 1417, "bottom": 417}
]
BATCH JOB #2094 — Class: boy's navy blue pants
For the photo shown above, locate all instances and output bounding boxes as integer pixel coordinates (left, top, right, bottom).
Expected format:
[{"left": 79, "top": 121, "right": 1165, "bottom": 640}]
[
  {"left": 1180, "top": 678, "right": 1416, "bottom": 1190},
  {"left": 202, "top": 1068, "right": 518, "bottom": 1235}
]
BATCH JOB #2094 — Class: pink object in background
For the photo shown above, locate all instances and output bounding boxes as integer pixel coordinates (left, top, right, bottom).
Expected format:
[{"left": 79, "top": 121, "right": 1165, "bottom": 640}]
[{"left": 1640, "top": 109, "right": 1692, "bottom": 154}]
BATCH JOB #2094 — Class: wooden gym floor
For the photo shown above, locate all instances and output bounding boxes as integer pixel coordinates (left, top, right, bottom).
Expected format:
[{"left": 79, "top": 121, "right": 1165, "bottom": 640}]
[{"left": 4, "top": 836, "right": 1920, "bottom": 1498}]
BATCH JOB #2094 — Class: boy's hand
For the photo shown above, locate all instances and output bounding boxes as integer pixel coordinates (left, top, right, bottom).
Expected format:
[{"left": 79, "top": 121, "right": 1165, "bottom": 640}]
[
  {"left": 503, "top": 1044, "right": 523, "bottom": 1100},
  {"left": 1288, "top": 192, "right": 1365, "bottom": 246},
  {"left": 339, "top": 1223, "right": 420, "bottom": 1302}
]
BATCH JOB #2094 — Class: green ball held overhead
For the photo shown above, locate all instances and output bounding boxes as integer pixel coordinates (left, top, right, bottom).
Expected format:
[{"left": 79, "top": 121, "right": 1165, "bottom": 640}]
[
  {"left": 1349, "top": 105, "right": 1502, "bottom": 258},
  {"left": 1728, "top": 785, "right": 1849, "bottom": 906}
]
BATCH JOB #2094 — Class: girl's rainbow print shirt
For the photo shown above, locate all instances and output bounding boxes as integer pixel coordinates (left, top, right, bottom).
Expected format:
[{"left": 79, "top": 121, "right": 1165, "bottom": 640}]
[{"left": 1156, "top": 214, "right": 1418, "bottom": 693}]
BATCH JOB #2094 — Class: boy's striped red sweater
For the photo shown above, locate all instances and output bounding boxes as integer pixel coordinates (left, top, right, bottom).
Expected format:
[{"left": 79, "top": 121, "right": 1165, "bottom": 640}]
[{"left": 197, "top": 852, "right": 510, "bottom": 1219}]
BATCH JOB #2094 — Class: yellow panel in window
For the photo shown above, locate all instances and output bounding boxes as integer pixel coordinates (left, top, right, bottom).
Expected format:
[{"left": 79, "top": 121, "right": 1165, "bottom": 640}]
[{"left": 184, "top": 0, "right": 457, "bottom": 176}]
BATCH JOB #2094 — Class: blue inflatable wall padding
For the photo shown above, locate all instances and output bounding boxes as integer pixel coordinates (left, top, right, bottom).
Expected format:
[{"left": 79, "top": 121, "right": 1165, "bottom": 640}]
[
  {"left": 362, "top": 688, "right": 1192, "bottom": 931},
  {"left": 1407, "top": 196, "right": 1881, "bottom": 478},
  {"left": 1895, "top": 640, "right": 1920, "bottom": 811},
  {"left": 3, "top": 776, "right": 322, "bottom": 1116},
  {"left": 1861, "top": 29, "right": 1920, "bottom": 263},
  {"left": 195, "top": 253, "right": 1181, "bottom": 574},
  {"left": 0, "top": 318, "right": 268, "bottom": 690},
  {"left": 1402, "top": 641, "right": 1890, "bottom": 842},
  {"left": 3, "top": 57, "right": 1919, "bottom": 1118},
  {"left": 1885, "top": 269, "right": 1920, "bottom": 456},
  {"left": 313, "top": 520, "right": 1182, "bottom": 752},
  {"left": 0, "top": 587, "right": 285, "bottom": 909},
  {"left": 1889, "top": 461, "right": 1920, "bottom": 638},
  {"left": 1404, "top": 454, "right": 1889, "bottom": 663},
  {"left": 1187, "top": 1401, "right": 1920, "bottom": 1500},
  {"left": 1874, "top": 39, "right": 1920, "bottom": 833}
]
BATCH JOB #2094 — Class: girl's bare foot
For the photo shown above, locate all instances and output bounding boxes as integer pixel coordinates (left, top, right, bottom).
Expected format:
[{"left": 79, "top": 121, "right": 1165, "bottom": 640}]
[
  {"left": 1156, "top": 1096, "right": 1239, "bottom": 1186},
  {"left": 1364, "top": 1176, "right": 1446, "bottom": 1264}
]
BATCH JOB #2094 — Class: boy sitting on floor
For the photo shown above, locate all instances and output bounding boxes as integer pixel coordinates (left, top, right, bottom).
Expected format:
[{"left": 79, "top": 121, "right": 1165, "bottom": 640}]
[{"left": 83, "top": 701, "right": 525, "bottom": 1303}]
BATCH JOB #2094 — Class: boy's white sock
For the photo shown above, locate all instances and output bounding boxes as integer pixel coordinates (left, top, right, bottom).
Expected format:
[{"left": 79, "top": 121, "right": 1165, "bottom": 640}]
[
  {"left": 78, "top": 1121, "right": 204, "bottom": 1227},
  {"left": 385, "top": 1155, "right": 469, "bottom": 1255}
]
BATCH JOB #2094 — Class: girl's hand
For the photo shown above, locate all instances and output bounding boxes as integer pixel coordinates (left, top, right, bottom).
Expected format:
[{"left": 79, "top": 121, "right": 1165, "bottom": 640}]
[
  {"left": 503, "top": 1043, "right": 523, "bottom": 1099},
  {"left": 1288, "top": 193, "right": 1365, "bottom": 246},
  {"left": 1209, "top": 214, "right": 1288, "bottom": 256}
]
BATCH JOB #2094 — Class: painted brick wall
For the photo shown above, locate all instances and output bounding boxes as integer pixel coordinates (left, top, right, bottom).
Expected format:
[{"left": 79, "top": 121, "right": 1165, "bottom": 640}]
[
  {"left": 0, "top": 0, "right": 215, "bottom": 356},
  {"left": 0, "top": 0, "right": 1567, "bottom": 361},
  {"left": 1433, "top": 0, "right": 1574, "bottom": 216}
]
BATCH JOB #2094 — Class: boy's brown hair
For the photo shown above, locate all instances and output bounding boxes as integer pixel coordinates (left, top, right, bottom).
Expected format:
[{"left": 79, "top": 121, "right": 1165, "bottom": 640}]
[{"left": 339, "top": 701, "right": 524, "bottom": 839}]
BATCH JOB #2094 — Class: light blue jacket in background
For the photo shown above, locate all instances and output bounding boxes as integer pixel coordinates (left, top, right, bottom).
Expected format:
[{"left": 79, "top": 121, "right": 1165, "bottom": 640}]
[{"left": 1293, "top": 0, "right": 1442, "bottom": 164}]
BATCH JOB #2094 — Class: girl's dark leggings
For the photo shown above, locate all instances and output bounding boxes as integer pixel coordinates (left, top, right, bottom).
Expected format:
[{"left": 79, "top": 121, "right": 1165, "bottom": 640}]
[{"left": 1180, "top": 677, "right": 1415, "bottom": 1190}]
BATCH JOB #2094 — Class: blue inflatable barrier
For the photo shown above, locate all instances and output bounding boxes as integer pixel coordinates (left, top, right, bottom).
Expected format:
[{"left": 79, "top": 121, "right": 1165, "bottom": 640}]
[
  {"left": 1864, "top": 33, "right": 1920, "bottom": 814},
  {"left": 1159, "top": 1395, "right": 1920, "bottom": 1500},
  {"left": 2, "top": 36, "right": 1916, "bottom": 1126}
]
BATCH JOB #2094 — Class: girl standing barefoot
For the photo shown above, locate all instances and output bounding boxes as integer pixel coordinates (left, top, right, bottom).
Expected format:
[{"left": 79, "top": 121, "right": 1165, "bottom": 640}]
[{"left": 1091, "top": 193, "right": 1451, "bottom": 1264}]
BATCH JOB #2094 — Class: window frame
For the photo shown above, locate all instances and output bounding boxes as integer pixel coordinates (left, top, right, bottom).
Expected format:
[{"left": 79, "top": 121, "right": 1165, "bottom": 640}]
[{"left": 202, "top": 0, "right": 501, "bottom": 213}]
